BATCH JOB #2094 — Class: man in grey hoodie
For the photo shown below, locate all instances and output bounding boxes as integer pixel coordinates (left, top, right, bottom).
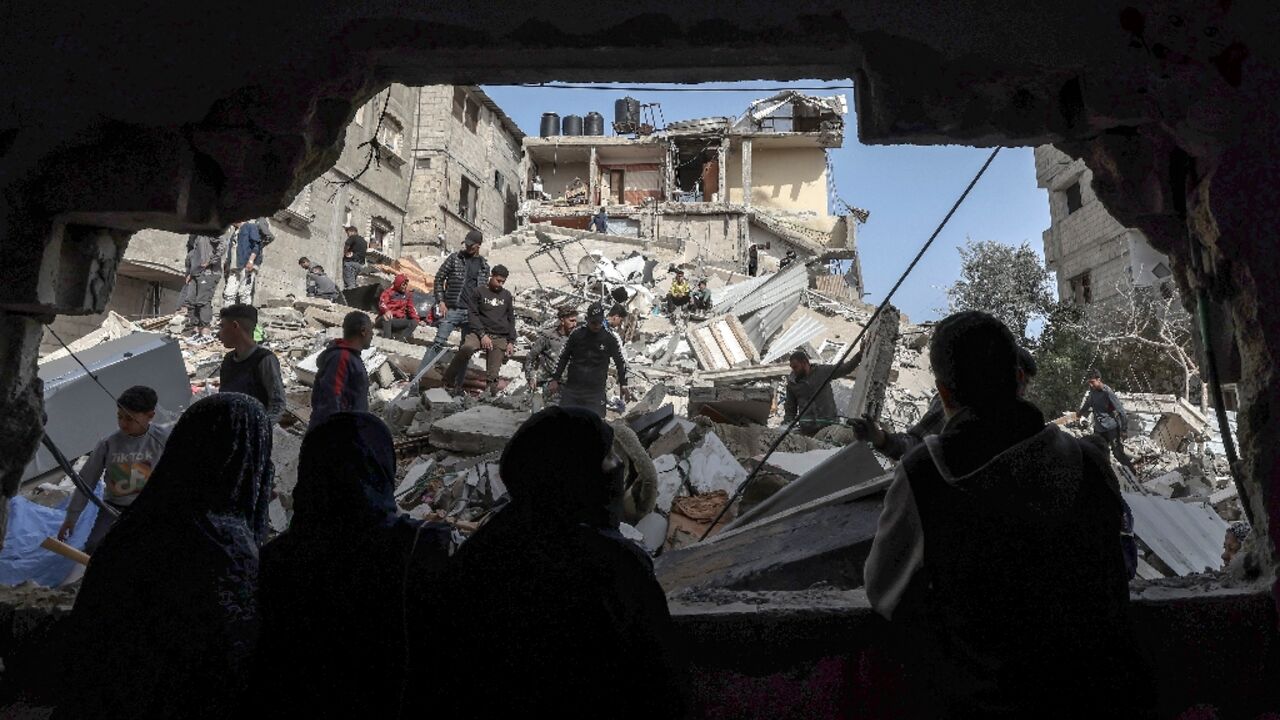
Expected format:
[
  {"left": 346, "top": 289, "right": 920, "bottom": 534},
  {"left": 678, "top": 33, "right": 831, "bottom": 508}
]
[
  {"left": 1076, "top": 368, "right": 1135, "bottom": 474},
  {"left": 863, "top": 311, "right": 1149, "bottom": 717}
]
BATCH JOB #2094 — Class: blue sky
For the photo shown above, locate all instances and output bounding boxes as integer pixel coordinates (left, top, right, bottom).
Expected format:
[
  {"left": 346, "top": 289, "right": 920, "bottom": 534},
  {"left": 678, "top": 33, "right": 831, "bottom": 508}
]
[{"left": 482, "top": 81, "right": 1050, "bottom": 324}]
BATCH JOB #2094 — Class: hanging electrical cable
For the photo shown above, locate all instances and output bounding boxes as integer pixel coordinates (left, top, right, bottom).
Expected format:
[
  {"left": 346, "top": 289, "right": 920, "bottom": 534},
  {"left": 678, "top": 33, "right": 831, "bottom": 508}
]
[{"left": 700, "top": 147, "right": 1003, "bottom": 539}]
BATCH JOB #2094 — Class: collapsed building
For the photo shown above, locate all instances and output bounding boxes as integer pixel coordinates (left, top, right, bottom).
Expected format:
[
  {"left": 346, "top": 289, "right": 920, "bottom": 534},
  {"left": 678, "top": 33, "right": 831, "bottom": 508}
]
[{"left": 2, "top": 2, "right": 1280, "bottom": 717}]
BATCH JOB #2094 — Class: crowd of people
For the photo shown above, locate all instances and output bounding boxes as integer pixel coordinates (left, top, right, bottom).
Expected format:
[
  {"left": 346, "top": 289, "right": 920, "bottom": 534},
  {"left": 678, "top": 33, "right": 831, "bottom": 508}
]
[{"left": 45, "top": 214, "right": 1220, "bottom": 716}]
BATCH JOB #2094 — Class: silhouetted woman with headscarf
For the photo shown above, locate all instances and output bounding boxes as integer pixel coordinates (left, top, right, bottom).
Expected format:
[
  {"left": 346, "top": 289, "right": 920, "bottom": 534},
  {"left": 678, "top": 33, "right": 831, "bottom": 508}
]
[
  {"left": 437, "top": 406, "right": 687, "bottom": 718},
  {"left": 252, "top": 412, "right": 452, "bottom": 718},
  {"left": 53, "top": 394, "right": 274, "bottom": 719}
]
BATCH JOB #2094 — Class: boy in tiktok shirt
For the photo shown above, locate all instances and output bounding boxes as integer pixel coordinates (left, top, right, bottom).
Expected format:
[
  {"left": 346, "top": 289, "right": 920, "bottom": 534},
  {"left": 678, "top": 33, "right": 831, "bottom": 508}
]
[{"left": 58, "top": 386, "right": 170, "bottom": 554}]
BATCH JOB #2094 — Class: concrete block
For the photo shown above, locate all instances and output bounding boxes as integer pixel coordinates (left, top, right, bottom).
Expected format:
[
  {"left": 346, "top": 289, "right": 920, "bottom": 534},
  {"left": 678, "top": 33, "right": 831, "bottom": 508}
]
[
  {"left": 648, "top": 422, "right": 691, "bottom": 459},
  {"left": 655, "top": 492, "right": 884, "bottom": 593},
  {"left": 385, "top": 397, "right": 422, "bottom": 432},
  {"left": 653, "top": 454, "right": 685, "bottom": 514},
  {"left": 271, "top": 426, "right": 304, "bottom": 496},
  {"left": 429, "top": 405, "right": 528, "bottom": 454},
  {"left": 423, "top": 387, "right": 457, "bottom": 407}
]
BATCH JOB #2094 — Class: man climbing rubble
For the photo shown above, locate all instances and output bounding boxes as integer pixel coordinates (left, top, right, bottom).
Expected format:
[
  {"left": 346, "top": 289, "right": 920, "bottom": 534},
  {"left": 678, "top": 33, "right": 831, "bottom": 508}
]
[
  {"left": 550, "top": 302, "right": 631, "bottom": 417},
  {"left": 863, "top": 311, "right": 1151, "bottom": 717},
  {"left": 526, "top": 305, "right": 578, "bottom": 404},
  {"left": 851, "top": 347, "right": 1038, "bottom": 460},
  {"left": 784, "top": 348, "right": 863, "bottom": 437},
  {"left": 418, "top": 229, "right": 489, "bottom": 374},
  {"left": 309, "top": 311, "right": 373, "bottom": 429},
  {"left": 1076, "top": 368, "right": 1136, "bottom": 475},
  {"left": 442, "top": 264, "right": 516, "bottom": 397}
]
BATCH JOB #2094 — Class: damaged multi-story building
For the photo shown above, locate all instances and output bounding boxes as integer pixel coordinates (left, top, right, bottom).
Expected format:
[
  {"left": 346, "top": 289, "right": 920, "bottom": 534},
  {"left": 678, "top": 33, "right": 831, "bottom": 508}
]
[
  {"left": 520, "top": 91, "right": 865, "bottom": 296},
  {"left": 1035, "top": 145, "right": 1174, "bottom": 306}
]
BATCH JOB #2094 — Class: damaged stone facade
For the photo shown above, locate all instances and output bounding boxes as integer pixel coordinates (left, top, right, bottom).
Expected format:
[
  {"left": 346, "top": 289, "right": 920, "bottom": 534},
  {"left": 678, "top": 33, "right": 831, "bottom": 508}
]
[
  {"left": 1035, "top": 145, "right": 1174, "bottom": 306},
  {"left": 403, "top": 86, "right": 525, "bottom": 254},
  {"left": 520, "top": 92, "right": 863, "bottom": 291}
]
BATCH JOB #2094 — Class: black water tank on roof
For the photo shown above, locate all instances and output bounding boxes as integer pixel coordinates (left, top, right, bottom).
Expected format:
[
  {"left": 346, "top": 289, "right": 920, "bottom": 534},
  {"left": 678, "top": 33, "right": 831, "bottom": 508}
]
[
  {"left": 562, "top": 114, "right": 584, "bottom": 136},
  {"left": 614, "top": 97, "right": 640, "bottom": 131},
  {"left": 584, "top": 111, "right": 605, "bottom": 136},
  {"left": 539, "top": 112, "right": 560, "bottom": 137}
]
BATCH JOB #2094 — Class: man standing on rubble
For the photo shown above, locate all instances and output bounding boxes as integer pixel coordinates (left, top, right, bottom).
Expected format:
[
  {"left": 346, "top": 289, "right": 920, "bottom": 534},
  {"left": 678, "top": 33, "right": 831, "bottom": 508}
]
[
  {"left": 747, "top": 243, "right": 759, "bottom": 277},
  {"left": 442, "top": 265, "right": 516, "bottom": 397},
  {"left": 550, "top": 303, "right": 631, "bottom": 417},
  {"left": 863, "top": 311, "right": 1150, "bottom": 717},
  {"left": 784, "top": 349, "right": 863, "bottom": 437},
  {"left": 1077, "top": 368, "right": 1136, "bottom": 475},
  {"left": 526, "top": 306, "right": 578, "bottom": 403},
  {"left": 419, "top": 230, "right": 489, "bottom": 374},
  {"left": 342, "top": 225, "right": 367, "bottom": 290},
  {"left": 309, "top": 312, "right": 373, "bottom": 429},
  {"left": 222, "top": 220, "right": 264, "bottom": 307},
  {"left": 217, "top": 303, "right": 286, "bottom": 426}
]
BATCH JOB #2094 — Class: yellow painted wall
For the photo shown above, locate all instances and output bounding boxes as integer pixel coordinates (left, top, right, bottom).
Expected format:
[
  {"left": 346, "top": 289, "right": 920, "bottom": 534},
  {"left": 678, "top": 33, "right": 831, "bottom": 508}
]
[{"left": 726, "top": 146, "right": 829, "bottom": 213}]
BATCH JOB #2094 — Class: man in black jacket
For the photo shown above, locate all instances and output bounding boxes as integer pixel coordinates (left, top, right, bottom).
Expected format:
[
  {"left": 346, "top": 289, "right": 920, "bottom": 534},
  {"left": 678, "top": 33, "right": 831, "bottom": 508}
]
[
  {"left": 342, "top": 225, "right": 367, "bottom": 289},
  {"left": 549, "top": 303, "right": 631, "bottom": 417},
  {"left": 217, "top": 303, "right": 286, "bottom": 425},
  {"left": 864, "top": 311, "right": 1150, "bottom": 718},
  {"left": 442, "top": 265, "right": 516, "bottom": 396},
  {"left": 309, "top": 312, "right": 372, "bottom": 430},
  {"left": 418, "top": 230, "right": 489, "bottom": 374}
]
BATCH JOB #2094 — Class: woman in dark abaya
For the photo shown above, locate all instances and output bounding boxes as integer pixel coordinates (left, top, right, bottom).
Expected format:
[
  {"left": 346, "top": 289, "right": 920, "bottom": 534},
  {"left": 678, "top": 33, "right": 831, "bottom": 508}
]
[
  {"left": 53, "top": 393, "right": 274, "bottom": 720},
  {"left": 438, "top": 406, "right": 688, "bottom": 718},
  {"left": 252, "top": 411, "right": 452, "bottom": 719}
]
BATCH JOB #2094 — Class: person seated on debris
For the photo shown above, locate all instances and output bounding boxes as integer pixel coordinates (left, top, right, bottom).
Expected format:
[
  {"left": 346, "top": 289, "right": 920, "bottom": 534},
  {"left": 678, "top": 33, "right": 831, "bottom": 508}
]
[
  {"left": 665, "top": 269, "right": 692, "bottom": 314},
  {"left": 57, "top": 385, "right": 169, "bottom": 555},
  {"left": 218, "top": 303, "right": 287, "bottom": 426},
  {"left": 309, "top": 311, "right": 373, "bottom": 430},
  {"left": 441, "top": 264, "right": 516, "bottom": 397},
  {"left": 437, "top": 406, "right": 687, "bottom": 717},
  {"left": 1077, "top": 368, "right": 1137, "bottom": 475},
  {"left": 784, "top": 348, "right": 863, "bottom": 437},
  {"left": 53, "top": 394, "right": 273, "bottom": 720},
  {"left": 550, "top": 302, "right": 632, "bottom": 416},
  {"left": 853, "top": 346, "right": 1038, "bottom": 460},
  {"left": 690, "top": 279, "right": 712, "bottom": 312},
  {"left": 308, "top": 265, "right": 340, "bottom": 302},
  {"left": 1223, "top": 520, "right": 1251, "bottom": 567},
  {"left": 863, "top": 311, "right": 1152, "bottom": 718},
  {"left": 780, "top": 248, "right": 798, "bottom": 269},
  {"left": 376, "top": 272, "right": 421, "bottom": 341},
  {"left": 298, "top": 256, "right": 316, "bottom": 295},
  {"left": 526, "top": 305, "right": 577, "bottom": 402},
  {"left": 254, "top": 411, "right": 452, "bottom": 719},
  {"left": 419, "top": 229, "right": 489, "bottom": 373}
]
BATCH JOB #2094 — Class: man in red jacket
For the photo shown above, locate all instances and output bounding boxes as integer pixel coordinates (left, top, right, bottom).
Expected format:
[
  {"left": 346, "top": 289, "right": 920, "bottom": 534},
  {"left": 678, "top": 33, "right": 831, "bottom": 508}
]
[
  {"left": 377, "top": 273, "right": 421, "bottom": 340},
  {"left": 310, "top": 312, "right": 373, "bottom": 431}
]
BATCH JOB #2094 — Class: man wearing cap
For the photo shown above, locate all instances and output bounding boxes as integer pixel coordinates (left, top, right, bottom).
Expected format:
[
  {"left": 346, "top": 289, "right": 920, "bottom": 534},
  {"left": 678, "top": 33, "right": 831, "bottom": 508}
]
[
  {"left": 419, "top": 230, "right": 490, "bottom": 374},
  {"left": 550, "top": 303, "right": 631, "bottom": 417},
  {"left": 443, "top": 265, "right": 515, "bottom": 397},
  {"left": 1076, "top": 369, "right": 1135, "bottom": 474},
  {"left": 526, "top": 306, "right": 578, "bottom": 404},
  {"left": 342, "top": 225, "right": 368, "bottom": 290}
]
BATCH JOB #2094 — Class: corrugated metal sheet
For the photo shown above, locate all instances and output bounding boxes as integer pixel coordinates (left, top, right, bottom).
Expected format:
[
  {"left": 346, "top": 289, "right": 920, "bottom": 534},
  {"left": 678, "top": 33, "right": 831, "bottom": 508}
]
[
  {"left": 711, "top": 272, "right": 772, "bottom": 314},
  {"left": 740, "top": 294, "right": 800, "bottom": 352},
  {"left": 1123, "top": 492, "right": 1227, "bottom": 576},
  {"left": 728, "top": 263, "right": 808, "bottom": 318},
  {"left": 761, "top": 315, "right": 826, "bottom": 363}
]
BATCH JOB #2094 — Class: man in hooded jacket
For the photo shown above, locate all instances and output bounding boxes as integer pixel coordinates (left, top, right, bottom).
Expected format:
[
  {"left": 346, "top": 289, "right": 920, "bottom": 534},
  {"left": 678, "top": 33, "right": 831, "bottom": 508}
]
[
  {"left": 376, "top": 273, "right": 420, "bottom": 340},
  {"left": 863, "top": 311, "right": 1152, "bottom": 718}
]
